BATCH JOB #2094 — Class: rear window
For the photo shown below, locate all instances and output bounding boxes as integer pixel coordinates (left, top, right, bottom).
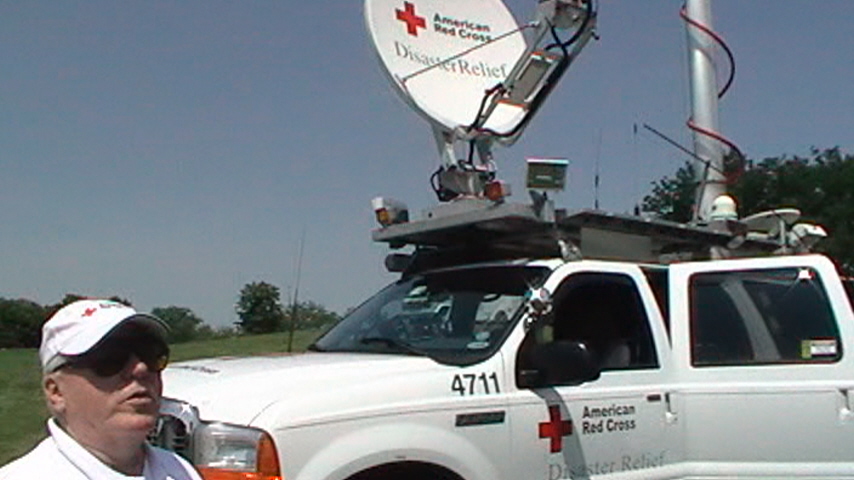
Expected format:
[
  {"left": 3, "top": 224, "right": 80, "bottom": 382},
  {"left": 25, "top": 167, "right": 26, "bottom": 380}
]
[{"left": 690, "top": 267, "right": 841, "bottom": 367}]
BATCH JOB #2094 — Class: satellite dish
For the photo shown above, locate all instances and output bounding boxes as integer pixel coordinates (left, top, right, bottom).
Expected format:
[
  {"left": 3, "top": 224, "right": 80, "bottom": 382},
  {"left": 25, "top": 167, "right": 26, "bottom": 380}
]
[
  {"left": 365, "top": 0, "right": 527, "bottom": 135},
  {"left": 742, "top": 208, "right": 801, "bottom": 236},
  {"left": 366, "top": 0, "right": 598, "bottom": 202},
  {"left": 741, "top": 208, "right": 807, "bottom": 253}
]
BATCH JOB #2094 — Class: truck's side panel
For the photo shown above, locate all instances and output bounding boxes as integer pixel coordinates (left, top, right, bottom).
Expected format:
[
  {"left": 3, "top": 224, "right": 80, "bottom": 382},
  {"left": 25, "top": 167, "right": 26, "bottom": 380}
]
[{"left": 669, "top": 255, "right": 854, "bottom": 477}]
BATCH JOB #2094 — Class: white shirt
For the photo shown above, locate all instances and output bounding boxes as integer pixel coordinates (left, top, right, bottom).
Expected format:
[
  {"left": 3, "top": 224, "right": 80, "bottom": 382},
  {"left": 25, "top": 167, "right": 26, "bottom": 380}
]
[{"left": 0, "top": 419, "right": 203, "bottom": 480}]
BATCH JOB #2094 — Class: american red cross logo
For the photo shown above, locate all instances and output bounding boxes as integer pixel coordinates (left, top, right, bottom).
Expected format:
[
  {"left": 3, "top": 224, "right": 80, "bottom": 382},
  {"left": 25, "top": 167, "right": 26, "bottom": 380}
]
[
  {"left": 538, "top": 405, "right": 573, "bottom": 453},
  {"left": 396, "top": 2, "right": 426, "bottom": 37},
  {"left": 82, "top": 307, "right": 97, "bottom": 317}
]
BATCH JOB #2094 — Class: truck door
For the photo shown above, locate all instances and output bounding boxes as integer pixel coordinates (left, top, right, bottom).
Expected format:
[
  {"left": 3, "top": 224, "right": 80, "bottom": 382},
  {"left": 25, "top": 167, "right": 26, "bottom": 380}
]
[
  {"left": 669, "top": 255, "right": 854, "bottom": 476},
  {"left": 508, "top": 264, "right": 679, "bottom": 479}
]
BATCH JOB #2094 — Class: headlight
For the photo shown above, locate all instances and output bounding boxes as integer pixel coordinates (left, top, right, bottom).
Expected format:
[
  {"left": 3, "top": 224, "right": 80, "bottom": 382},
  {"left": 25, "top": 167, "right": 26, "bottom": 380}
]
[{"left": 193, "top": 423, "right": 282, "bottom": 480}]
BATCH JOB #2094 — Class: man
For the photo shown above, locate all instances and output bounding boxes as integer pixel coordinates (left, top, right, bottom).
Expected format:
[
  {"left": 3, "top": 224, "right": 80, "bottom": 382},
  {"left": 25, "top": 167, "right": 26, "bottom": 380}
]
[{"left": 0, "top": 299, "right": 202, "bottom": 479}]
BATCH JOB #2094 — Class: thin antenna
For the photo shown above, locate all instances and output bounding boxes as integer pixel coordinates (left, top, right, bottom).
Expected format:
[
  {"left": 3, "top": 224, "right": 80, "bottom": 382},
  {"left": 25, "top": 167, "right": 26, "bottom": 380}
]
[
  {"left": 631, "top": 123, "right": 640, "bottom": 214},
  {"left": 593, "top": 128, "right": 602, "bottom": 209},
  {"left": 287, "top": 226, "right": 306, "bottom": 353},
  {"left": 641, "top": 122, "right": 736, "bottom": 223},
  {"left": 642, "top": 123, "right": 725, "bottom": 176}
]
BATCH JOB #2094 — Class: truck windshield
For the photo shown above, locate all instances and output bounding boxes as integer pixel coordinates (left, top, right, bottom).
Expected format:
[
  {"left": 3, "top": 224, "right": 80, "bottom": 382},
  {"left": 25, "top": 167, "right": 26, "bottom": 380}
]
[{"left": 311, "top": 265, "right": 550, "bottom": 366}]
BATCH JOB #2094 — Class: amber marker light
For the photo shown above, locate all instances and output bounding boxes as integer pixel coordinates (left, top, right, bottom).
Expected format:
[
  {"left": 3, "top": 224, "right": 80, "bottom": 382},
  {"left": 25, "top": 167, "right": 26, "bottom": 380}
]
[
  {"left": 371, "top": 196, "right": 409, "bottom": 227},
  {"left": 484, "top": 180, "right": 511, "bottom": 203},
  {"left": 376, "top": 208, "right": 392, "bottom": 226}
]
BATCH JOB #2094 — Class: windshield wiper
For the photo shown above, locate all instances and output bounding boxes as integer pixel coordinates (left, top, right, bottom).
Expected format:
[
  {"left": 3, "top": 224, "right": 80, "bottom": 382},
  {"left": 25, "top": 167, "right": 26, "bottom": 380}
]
[{"left": 360, "top": 337, "right": 427, "bottom": 356}]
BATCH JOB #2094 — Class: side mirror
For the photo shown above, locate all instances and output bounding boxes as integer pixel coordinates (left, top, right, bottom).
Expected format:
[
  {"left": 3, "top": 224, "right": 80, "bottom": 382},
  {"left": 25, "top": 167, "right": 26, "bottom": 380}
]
[
  {"left": 518, "top": 340, "right": 600, "bottom": 388},
  {"left": 384, "top": 253, "right": 412, "bottom": 273}
]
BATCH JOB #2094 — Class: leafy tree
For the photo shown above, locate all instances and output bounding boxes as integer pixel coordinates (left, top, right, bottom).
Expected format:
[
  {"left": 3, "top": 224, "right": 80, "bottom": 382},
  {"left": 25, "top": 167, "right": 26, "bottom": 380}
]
[
  {"left": 642, "top": 147, "right": 854, "bottom": 275},
  {"left": 283, "top": 301, "right": 341, "bottom": 331},
  {"left": 151, "top": 306, "right": 205, "bottom": 343},
  {"left": 235, "top": 282, "right": 285, "bottom": 334},
  {"left": 641, "top": 161, "right": 698, "bottom": 223},
  {"left": 0, "top": 298, "right": 46, "bottom": 348}
]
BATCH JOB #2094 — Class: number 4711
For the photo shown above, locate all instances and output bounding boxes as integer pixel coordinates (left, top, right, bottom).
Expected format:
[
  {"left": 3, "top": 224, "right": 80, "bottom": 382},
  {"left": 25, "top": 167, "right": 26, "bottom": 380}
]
[{"left": 452, "top": 372, "right": 500, "bottom": 396}]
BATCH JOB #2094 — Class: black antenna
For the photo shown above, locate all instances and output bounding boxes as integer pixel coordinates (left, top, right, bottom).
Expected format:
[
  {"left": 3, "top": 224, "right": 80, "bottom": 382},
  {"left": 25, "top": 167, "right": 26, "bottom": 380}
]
[
  {"left": 287, "top": 226, "right": 306, "bottom": 353},
  {"left": 641, "top": 123, "right": 725, "bottom": 176},
  {"left": 641, "top": 122, "right": 734, "bottom": 222},
  {"left": 632, "top": 123, "right": 639, "bottom": 213},
  {"left": 594, "top": 128, "right": 602, "bottom": 209}
]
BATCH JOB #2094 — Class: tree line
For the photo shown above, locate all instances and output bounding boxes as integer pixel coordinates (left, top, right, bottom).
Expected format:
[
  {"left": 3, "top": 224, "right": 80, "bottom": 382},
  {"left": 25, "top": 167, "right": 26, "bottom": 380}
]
[{"left": 0, "top": 284, "right": 341, "bottom": 349}]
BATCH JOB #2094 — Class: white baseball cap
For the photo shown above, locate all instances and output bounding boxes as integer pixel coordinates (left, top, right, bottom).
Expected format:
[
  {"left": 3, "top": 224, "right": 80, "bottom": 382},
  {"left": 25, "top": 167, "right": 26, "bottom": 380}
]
[{"left": 40, "top": 299, "right": 168, "bottom": 373}]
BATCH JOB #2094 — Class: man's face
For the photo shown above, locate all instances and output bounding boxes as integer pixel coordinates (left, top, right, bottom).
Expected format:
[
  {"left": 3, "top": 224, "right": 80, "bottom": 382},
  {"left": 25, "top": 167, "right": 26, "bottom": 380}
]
[{"left": 47, "top": 324, "right": 169, "bottom": 446}]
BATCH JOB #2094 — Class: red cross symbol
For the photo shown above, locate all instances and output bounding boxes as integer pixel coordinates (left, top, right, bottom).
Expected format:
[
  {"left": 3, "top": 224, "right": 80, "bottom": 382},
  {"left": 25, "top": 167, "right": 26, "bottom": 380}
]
[
  {"left": 396, "top": 2, "right": 426, "bottom": 37},
  {"left": 538, "top": 405, "right": 572, "bottom": 453},
  {"left": 82, "top": 307, "right": 97, "bottom": 317}
]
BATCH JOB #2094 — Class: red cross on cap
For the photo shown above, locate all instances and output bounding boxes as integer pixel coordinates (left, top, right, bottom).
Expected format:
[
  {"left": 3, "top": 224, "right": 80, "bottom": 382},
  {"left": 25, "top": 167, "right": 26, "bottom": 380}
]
[
  {"left": 538, "top": 405, "right": 573, "bottom": 453},
  {"left": 396, "top": 2, "right": 426, "bottom": 37}
]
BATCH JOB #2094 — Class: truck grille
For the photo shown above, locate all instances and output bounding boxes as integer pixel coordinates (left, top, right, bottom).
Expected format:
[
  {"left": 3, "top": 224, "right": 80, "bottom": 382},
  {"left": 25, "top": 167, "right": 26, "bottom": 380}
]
[
  {"left": 149, "top": 415, "right": 191, "bottom": 459},
  {"left": 148, "top": 399, "right": 199, "bottom": 461}
]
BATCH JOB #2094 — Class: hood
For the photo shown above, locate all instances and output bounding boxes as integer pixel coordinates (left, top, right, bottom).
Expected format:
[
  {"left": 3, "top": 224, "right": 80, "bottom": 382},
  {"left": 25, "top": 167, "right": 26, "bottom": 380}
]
[{"left": 161, "top": 352, "right": 448, "bottom": 426}]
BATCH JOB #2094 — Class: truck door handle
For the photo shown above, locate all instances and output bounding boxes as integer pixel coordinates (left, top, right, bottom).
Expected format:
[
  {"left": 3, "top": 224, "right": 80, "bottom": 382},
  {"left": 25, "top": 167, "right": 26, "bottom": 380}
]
[
  {"left": 839, "top": 388, "right": 853, "bottom": 421},
  {"left": 664, "top": 393, "right": 677, "bottom": 424},
  {"left": 647, "top": 393, "right": 677, "bottom": 424}
]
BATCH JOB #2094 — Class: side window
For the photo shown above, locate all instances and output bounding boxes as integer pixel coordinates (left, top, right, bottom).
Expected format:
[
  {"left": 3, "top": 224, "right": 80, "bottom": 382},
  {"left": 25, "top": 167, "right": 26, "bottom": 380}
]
[
  {"left": 536, "top": 272, "right": 659, "bottom": 371},
  {"left": 690, "top": 267, "right": 842, "bottom": 366}
]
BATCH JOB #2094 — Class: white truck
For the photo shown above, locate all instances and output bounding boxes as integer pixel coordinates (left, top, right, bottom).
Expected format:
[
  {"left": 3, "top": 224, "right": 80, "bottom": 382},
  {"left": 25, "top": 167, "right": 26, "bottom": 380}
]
[
  {"left": 151, "top": 0, "right": 854, "bottom": 476},
  {"left": 152, "top": 205, "right": 854, "bottom": 480}
]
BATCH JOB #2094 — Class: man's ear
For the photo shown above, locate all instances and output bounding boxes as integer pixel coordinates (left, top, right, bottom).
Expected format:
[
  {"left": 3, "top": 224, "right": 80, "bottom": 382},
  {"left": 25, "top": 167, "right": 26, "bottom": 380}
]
[{"left": 44, "top": 374, "right": 66, "bottom": 416}]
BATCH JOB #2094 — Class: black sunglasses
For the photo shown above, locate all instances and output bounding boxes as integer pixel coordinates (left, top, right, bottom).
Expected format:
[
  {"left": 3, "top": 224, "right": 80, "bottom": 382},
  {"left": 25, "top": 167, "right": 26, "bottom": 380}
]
[{"left": 65, "top": 336, "right": 169, "bottom": 378}]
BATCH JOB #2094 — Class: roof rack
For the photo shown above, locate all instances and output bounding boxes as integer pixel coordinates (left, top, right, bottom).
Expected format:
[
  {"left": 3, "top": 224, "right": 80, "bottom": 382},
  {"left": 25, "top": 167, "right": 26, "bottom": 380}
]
[{"left": 373, "top": 199, "right": 779, "bottom": 269}]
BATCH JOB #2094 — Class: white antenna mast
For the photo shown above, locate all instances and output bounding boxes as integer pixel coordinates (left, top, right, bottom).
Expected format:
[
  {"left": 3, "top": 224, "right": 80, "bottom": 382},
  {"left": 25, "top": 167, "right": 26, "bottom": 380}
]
[
  {"left": 594, "top": 128, "right": 602, "bottom": 209},
  {"left": 685, "top": 0, "right": 724, "bottom": 223}
]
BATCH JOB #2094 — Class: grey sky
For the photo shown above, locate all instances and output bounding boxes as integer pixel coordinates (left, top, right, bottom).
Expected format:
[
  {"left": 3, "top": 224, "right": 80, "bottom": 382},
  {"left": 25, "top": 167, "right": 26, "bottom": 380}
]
[{"left": 2, "top": 1, "right": 852, "bottom": 326}]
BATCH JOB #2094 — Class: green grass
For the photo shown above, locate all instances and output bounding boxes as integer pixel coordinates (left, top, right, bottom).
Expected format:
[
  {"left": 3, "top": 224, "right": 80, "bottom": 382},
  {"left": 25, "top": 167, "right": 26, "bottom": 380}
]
[
  {"left": 0, "top": 348, "right": 47, "bottom": 466},
  {"left": 0, "top": 329, "right": 323, "bottom": 465}
]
